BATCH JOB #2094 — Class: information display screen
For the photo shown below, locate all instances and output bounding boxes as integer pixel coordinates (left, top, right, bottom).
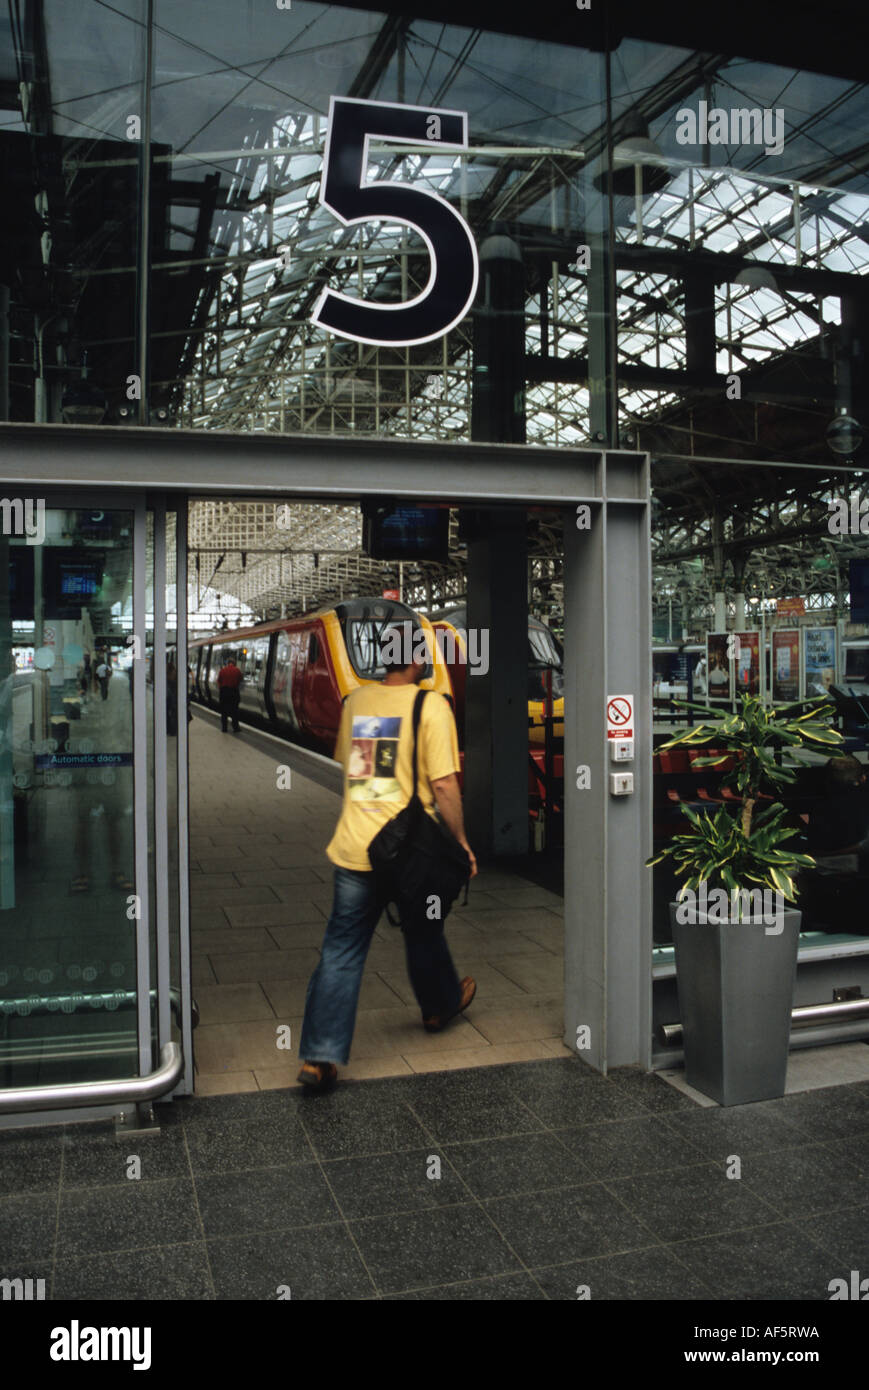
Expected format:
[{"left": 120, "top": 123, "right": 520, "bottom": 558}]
[
  {"left": 43, "top": 549, "right": 104, "bottom": 618},
  {"left": 362, "top": 503, "right": 449, "bottom": 562},
  {"left": 60, "top": 568, "right": 99, "bottom": 597}
]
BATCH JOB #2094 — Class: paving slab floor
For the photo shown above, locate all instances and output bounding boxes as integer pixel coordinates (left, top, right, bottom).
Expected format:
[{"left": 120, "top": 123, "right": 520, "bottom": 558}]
[
  {"left": 188, "top": 714, "right": 569, "bottom": 1093},
  {"left": 3, "top": 1058, "right": 868, "bottom": 1300}
]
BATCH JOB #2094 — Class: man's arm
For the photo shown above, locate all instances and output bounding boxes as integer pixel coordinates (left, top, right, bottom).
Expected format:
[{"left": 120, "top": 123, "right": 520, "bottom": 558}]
[
  {"left": 431, "top": 773, "right": 478, "bottom": 878},
  {"left": 334, "top": 700, "right": 351, "bottom": 767}
]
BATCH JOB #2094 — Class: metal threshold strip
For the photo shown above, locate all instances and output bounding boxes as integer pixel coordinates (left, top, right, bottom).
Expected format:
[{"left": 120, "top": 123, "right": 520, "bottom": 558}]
[
  {"left": 0, "top": 1042, "right": 183, "bottom": 1115},
  {"left": 659, "top": 996, "right": 869, "bottom": 1047}
]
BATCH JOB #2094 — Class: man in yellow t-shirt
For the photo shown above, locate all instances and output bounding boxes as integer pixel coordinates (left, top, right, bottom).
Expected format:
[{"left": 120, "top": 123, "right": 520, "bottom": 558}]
[{"left": 298, "top": 619, "right": 478, "bottom": 1090}]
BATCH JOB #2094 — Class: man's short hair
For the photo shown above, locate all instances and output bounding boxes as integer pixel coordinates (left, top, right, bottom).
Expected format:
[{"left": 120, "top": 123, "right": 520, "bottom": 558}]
[
  {"left": 379, "top": 620, "right": 427, "bottom": 670},
  {"left": 827, "top": 755, "right": 867, "bottom": 792}
]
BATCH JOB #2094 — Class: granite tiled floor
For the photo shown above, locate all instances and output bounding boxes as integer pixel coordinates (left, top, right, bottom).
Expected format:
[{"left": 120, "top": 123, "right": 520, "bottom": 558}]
[
  {"left": 3, "top": 1057, "right": 868, "bottom": 1300},
  {"left": 188, "top": 714, "right": 569, "bottom": 1092}
]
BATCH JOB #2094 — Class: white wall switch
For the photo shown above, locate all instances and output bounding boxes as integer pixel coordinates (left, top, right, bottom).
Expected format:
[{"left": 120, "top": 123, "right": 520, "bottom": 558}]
[{"left": 609, "top": 771, "right": 634, "bottom": 795}]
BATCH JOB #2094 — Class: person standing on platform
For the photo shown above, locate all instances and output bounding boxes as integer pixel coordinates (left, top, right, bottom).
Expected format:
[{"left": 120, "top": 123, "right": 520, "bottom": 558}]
[
  {"left": 95, "top": 655, "right": 111, "bottom": 700},
  {"left": 217, "top": 653, "right": 243, "bottom": 733},
  {"left": 297, "top": 619, "right": 478, "bottom": 1092}
]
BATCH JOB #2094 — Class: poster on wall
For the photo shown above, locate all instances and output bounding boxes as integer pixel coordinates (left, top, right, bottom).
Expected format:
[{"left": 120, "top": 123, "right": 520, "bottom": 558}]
[
  {"left": 705, "top": 632, "right": 732, "bottom": 701},
  {"left": 804, "top": 626, "right": 837, "bottom": 697},
  {"left": 733, "top": 630, "right": 761, "bottom": 696},
  {"left": 772, "top": 629, "right": 801, "bottom": 702}
]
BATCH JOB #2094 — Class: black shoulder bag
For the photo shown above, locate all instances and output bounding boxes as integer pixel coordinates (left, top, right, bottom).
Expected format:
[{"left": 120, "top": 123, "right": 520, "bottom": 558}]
[{"left": 367, "top": 688, "right": 471, "bottom": 929}]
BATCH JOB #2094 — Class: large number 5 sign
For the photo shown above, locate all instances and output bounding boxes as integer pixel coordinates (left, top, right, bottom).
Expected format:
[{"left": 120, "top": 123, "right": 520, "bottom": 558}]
[{"left": 310, "top": 96, "right": 479, "bottom": 347}]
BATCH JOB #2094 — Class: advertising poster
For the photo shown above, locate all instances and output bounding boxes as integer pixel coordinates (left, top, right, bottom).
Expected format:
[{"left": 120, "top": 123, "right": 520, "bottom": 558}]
[
  {"left": 772, "top": 629, "right": 801, "bottom": 702},
  {"left": 706, "top": 632, "right": 732, "bottom": 701},
  {"left": 804, "top": 626, "right": 837, "bottom": 697},
  {"left": 734, "top": 630, "right": 761, "bottom": 696}
]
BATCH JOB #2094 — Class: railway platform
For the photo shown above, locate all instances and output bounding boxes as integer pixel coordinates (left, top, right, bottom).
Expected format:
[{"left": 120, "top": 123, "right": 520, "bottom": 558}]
[{"left": 189, "top": 710, "right": 569, "bottom": 1094}]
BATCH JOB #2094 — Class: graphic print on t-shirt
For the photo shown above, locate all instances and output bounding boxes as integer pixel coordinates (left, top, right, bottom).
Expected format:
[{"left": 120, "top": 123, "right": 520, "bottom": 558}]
[{"left": 348, "top": 715, "right": 402, "bottom": 801}]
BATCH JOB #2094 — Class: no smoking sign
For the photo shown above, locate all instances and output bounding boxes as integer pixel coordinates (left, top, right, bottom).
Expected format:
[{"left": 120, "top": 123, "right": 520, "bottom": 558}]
[{"left": 606, "top": 694, "right": 634, "bottom": 739}]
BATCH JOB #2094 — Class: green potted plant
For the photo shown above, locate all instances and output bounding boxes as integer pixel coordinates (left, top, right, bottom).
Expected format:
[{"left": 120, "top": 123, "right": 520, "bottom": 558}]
[{"left": 648, "top": 692, "right": 844, "bottom": 1105}]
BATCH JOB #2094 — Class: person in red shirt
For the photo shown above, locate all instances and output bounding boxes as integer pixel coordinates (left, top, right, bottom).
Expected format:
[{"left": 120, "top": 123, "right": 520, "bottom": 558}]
[{"left": 217, "top": 655, "right": 243, "bottom": 733}]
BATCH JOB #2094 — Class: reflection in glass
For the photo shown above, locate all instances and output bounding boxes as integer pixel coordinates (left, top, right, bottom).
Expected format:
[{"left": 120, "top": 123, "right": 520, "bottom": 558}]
[{"left": 0, "top": 510, "right": 137, "bottom": 1086}]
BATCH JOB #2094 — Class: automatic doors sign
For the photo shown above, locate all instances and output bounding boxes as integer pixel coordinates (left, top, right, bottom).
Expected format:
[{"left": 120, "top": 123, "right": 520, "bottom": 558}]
[
  {"left": 35, "top": 753, "right": 133, "bottom": 768},
  {"left": 606, "top": 695, "right": 634, "bottom": 739},
  {"left": 310, "top": 96, "right": 479, "bottom": 347}
]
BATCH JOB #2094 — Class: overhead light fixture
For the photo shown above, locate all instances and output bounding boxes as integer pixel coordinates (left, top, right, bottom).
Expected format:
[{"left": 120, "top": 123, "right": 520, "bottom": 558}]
[
  {"left": 61, "top": 380, "right": 107, "bottom": 425},
  {"left": 61, "top": 353, "right": 107, "bottom": 425},
  {"left": 593, "top": 117, "right": 670, "bottom": 197},
  {"left": 826, "top": 406, "right": 863, "bottom": 457},
  {"left": 733, "top": 266, "right": 778, "bottom": 291}
]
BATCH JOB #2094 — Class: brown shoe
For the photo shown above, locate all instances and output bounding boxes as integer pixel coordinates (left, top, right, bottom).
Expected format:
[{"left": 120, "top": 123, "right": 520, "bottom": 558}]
[
  {"left": 297, "top": 1061, "right": 338, "bottom": 1090},
  {"left": 423, "top": 977, "right": 477, "bottom": 1033}
]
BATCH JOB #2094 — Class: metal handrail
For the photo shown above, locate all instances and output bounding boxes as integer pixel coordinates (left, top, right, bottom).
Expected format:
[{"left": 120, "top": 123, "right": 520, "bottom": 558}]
[
  {"left": 658, "top": 995, "right": 869, "bottom": 1047},
  {"left": 0, "top": 1041, "right": 183, "bottom": 1115}
]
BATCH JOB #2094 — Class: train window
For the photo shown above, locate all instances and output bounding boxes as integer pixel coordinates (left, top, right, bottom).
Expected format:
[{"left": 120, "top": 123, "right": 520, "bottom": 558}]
[
  {"left": 345, "top": 617, "right": 434, "bottom": 682},
  {"left": 528, "top": 625, "right": 563, "bottom": 667},
  {"left": 309, "top": 632, "right": 319, "bottom": 664},
  {"left": 346, "top": 619, "right": 387, "bottom": 679}
]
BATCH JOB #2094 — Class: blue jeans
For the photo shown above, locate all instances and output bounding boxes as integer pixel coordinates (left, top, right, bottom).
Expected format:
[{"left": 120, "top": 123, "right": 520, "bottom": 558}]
[{"left": 298, "top": 867, "right": 464, "bottom": 1066}]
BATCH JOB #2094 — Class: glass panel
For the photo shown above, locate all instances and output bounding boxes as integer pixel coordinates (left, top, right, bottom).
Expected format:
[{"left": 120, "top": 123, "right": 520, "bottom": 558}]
[
  {"left": 6, "top": 2, "right": 146, "bottom": 426},
  {"left": 145, "top": 509, "right": 157, "bottom": 1063},
  {"left": 0, "top": 507, "right": 138, "bottom": 1086},
  {"left": 346, "top": 619, "right": 388, "bottom": 679},
  {"left": 165, "top": 509, "right": 184, "bottom": 1074},
  {"left": 651, "top": 460, "right": 869, "bottom": 951}
]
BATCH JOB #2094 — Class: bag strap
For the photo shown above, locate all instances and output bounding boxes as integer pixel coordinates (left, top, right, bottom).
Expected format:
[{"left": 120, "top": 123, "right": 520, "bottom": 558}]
[{"left": 410, "top": 687, "right": 428, "bottom": 799}]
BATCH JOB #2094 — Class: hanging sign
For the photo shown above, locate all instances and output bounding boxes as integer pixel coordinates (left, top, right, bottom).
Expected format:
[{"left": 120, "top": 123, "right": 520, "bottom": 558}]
[{"left": 310, "top": 97, "right": 479, "bottom": 347}]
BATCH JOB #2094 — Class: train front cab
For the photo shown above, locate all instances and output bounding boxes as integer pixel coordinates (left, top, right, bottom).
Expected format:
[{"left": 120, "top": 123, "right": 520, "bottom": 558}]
[{"left": 189, "top": 601, "right": 454, "bottom": 756}]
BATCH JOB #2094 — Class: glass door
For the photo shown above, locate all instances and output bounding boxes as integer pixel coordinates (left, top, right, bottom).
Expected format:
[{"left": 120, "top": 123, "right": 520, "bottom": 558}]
[{"left": 0, "top": 495, "right": 183, "bottom": 1097}]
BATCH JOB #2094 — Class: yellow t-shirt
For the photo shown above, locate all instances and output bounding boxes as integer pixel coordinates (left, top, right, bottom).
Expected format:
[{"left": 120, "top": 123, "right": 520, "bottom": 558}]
[{"left": 326, "top": 683, "right": 461, "bottom": 872}]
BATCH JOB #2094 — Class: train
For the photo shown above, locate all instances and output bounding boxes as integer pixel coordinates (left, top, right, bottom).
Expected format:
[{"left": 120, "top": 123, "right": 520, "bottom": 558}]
[
  {"left": 189, "top": 598, "right": 452, "bottom": 755},
  {"left": 429, "top": 607, "right": 564, "bottom": 744},
  {"left": 188, "top": 597, "right": 567, "bottom": 755}
]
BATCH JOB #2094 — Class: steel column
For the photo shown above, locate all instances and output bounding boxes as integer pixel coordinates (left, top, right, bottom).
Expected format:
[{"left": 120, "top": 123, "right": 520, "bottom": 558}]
[{"left": 563, "top": 455, "right": 652, "bottom": 1071}]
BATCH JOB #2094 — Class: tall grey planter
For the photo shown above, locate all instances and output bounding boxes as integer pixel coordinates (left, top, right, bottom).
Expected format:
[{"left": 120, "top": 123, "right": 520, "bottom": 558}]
[{"left": 670, "top": 903, "right": 801, "bottom": 1106}]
